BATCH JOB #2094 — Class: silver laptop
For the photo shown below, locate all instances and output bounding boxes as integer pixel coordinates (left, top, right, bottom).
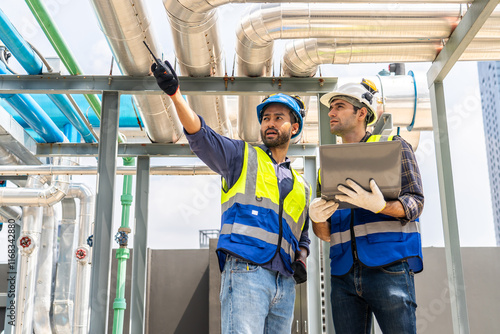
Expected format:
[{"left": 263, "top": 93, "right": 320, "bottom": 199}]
[{"left": 319, "top": 141, "right": 402, "bottom": 209}]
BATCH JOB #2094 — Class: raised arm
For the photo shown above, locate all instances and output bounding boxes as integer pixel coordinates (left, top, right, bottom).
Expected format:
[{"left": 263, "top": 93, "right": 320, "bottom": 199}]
[{"left": 151, "top": 60, "right": 201, "bottom": 134}]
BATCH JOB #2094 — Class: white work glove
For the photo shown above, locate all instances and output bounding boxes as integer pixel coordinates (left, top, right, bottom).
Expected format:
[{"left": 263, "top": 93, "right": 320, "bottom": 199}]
[
  {"left": 309, "top": 198, "right": 339, "bottom": 223},
  {"left": 335, "top": 179, "right": 387, "bottom": 213}
]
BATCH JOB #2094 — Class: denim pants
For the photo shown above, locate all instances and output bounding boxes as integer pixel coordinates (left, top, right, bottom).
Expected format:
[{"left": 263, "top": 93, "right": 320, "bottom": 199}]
[
  {"left": 330, "top": 260, "right": 417, "bottom": 334},
  {"left": 220, "top": 256, "right": 296, "bottom": 334}
]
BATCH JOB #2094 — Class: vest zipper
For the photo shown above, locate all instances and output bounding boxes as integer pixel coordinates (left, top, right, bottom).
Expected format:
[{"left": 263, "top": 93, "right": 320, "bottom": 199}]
[
  {"left": 274, "top": 197, "right": 284, "bottom": 259},
  {"left": 350, "top": 209, "right": 358, "bottom": 261}
]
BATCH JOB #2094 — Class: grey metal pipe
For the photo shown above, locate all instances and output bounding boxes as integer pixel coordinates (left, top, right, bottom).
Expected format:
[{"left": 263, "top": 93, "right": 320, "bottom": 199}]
[
  {"left": 69, "top": 184, "right": 95, "bottom": 334},
  {"left": 53, "top": 197, "right": 77, "bottom": 334},
  {"left": 15, "top": 176, "right": 44, "bottom": 334},
  {"left": 0, "top": 205, "right": 22, "bottom": 221},
  {"left": 0, "top": 157, "right": 70, "bottom": 206},
  {"left": 33, "top": 205, "right": 57, "bottom": 334},
  {"left": 163, "top": 0, "right": 232, "bottom": 137},
  {"left": 0, "top": 165, "right": 221, "bottom": 175},
  {"left": 236, "top": 3, "right": 466, "bottom": 77},
  {"left": 235, "top": 3, "right": 482, "bottom": 141},
  {"left": 89, "top": 0, "right": 183, "bottom": 143}
]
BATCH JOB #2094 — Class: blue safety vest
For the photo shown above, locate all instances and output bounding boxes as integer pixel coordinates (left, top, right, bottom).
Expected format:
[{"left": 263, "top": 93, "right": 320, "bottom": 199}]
[
  {"left": 324, "top": 135, "right": 423, "bottom": 275},
  {"left": 216, "top": 143, "right": 310, "bottom": 272}
]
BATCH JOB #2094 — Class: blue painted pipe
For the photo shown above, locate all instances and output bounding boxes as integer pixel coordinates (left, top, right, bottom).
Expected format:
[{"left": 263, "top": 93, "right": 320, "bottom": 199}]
[
  {"left": 0, "top": 9, "right": 43, "bottom": 74},
  {"left": 0, "top": 62, "right": 65, "bottom": 143},
  {"left": 0, "top": 8, "right": 96, "bottom": 143}
]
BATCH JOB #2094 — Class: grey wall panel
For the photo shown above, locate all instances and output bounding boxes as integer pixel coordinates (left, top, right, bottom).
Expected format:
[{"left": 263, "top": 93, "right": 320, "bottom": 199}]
[
  {"left": 146, "top": 249, "right": 209, "bottom": 334},
  {"left": 415, "top": 247, "right": 500, "bottom": 333}
]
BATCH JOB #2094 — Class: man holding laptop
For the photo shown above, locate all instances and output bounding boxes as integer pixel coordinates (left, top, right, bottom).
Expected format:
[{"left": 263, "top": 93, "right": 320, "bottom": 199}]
[{"left": 310, "top": 79, "right": 424, "bottom": 333}]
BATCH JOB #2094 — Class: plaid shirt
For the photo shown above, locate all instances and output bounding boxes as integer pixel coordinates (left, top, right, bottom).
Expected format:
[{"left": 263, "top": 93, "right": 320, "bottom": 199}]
[{"left": 361, "top": 132, "right": 424, "bottom": 223}]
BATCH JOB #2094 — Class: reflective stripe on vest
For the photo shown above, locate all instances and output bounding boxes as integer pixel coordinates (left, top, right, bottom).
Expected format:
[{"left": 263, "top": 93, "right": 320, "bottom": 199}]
[
  {"left": 220, "top": 143, "right": 310, "bottom": 260},
  {"left": 219, "top": 223, "right": 294, "bottom": 260},
  {"left": 330, "top": 220, "right": 420, "bottom": 247}
]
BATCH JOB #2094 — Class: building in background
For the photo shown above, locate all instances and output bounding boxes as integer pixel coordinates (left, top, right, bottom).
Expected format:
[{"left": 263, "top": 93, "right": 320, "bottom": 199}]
[{"left": 478, "top": 61, "right": 500, "bottom": 246}]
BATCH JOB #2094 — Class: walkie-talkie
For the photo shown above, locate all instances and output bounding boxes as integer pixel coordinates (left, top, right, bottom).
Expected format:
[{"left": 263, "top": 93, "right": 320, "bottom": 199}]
[{"left": 143, "top": 41, "right": 166, "bottom": 74}]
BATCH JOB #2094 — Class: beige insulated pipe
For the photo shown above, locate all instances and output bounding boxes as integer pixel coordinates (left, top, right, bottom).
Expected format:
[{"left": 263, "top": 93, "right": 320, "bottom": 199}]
[
  {"left": 234, "top": 3, "right": 470, "bottom": 142},
  {"left": 90, "top": 0, "right": 183, "bottom": 143},
  {"left": 164, "top": 0, "right": 232, "bottom": 137}
]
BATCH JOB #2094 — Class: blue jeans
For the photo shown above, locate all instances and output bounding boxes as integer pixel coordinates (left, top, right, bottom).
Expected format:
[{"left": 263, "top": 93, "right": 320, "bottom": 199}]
[
  {"left": 330, "top": 260, "right": 417, "bottom": 334},
  {"left": 220, "top": 256, "right": 296, "bottom": 334}
]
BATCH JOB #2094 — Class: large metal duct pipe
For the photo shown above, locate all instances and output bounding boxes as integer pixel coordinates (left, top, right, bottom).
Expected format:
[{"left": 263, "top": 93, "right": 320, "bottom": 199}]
[
  {"left": 70, "top": 184, "right": 94, "bottom": 334},
  {"left": 14, "top": 176, "right": 44, "bottom": 334},
  {"left": 283, "top": 39, "right": 500, "bottom": 77},
  {"left": 0, "top": 157, "right": 71, "bottom": 206},
  {"left": 90, "top": 0, "right": 183, "bottom": 143},
  {"left": 33, "top": 205, "right": 58, "bottom": 334},
  {"left": 236, "top": 3, "right": 466, "bottom": 77},
  {"left": 53, "top": 197, "right": 78, "bottom": 334},
  {"left": 163, "top": 0, "right": 232, "bottom": 136},
  {"left": 283, "top": 40, "right": 443, "bottom": 77},
  {"left": 234, "top": 3, "right": 494, "bottom": 141}
]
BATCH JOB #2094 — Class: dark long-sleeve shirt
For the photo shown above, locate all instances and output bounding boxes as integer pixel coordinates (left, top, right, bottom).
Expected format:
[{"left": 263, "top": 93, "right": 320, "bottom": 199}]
[{"left": 185, "top": 116, "right": 310, "bottom": 276}]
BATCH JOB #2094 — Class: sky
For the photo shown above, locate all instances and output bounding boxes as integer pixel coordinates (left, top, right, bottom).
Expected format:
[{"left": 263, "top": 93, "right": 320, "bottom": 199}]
[{"left": 0, "top": 1, "right": 496, "bottom": 263}]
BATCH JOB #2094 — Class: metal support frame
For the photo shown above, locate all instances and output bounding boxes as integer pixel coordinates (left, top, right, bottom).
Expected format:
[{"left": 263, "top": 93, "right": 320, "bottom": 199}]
[
  {"left": 304, "top": 156, "right": 322, "bottom": 334},
  {"left": 429, "top": 82, "right": 470, "bottom": 333},
  {"left": 89, "top": 91, "right": 120, "bottom": 334},
  {"left": 0, "top": 75, "right": 337, "bottom": 96},
  {"left": 318, "top": 93, "right": 336, "bottom": 334},
  {"left": 425, "top": 1, "right": 498, "bottom": 332},
  {"left": 36, "top": 142, "right": 318, "bottom": 158},
  {"left": 130, "top": 156, "right": 150, "bottom": 334},
  {"left": 427, "top": 0, "right": 499, "bottom": 84}
]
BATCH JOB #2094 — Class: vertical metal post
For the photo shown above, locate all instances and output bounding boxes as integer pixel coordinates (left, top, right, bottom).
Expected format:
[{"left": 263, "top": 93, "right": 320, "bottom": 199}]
[
  {"left": 429, "top": 82, "right": 470, "bottom": 333},
  {"left": 130, "top": 156, "right": 150, "bottom": 334},
  {"left": 304, "top": 156, "right": 322, "bottom": 334},
  {"left": 89, "top": 91, "right": 120, "bottom": 334},
  {"left": 319, "top": 93, "right": 336, "bottom": 145},
  {"left": 318, "top": 92, "right": 336, "bottom": 334}
]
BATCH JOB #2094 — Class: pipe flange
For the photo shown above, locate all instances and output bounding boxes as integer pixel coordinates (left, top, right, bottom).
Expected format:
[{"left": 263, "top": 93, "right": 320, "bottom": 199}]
[
  {"left": 18, "top": 234, "right": 36, "bottom": 255},
  {"left": 75, "top": 245, "right": 90, "bottom": 264}
]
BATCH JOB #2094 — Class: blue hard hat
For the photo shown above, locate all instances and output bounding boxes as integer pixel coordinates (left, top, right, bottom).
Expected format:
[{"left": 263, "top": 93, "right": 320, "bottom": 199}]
[{"left": 256, "top": 93, "right": 306, "bottom": 138}]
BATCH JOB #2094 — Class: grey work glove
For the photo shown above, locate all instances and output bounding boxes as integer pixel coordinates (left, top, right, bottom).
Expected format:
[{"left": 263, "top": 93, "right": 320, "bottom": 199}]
[
  {"left": 335, "top": 179, "right": 387, "bottom": 213},
  {"left": 309, "top": 198, "right": 339, "bottom": 223},
  {"left": 151, "top": 60, "right": 179, "bottom": 96}
]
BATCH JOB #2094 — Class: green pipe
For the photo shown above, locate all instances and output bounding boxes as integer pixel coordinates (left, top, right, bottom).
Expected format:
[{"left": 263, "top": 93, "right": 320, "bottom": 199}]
[
  {"left": 113, "top": 248, "right": 130, "bottom": 334},
  {"left": 25, "top": 0, "right": 102, "bottom": 117},
  {"left": 112, "top": 157, "right": 135, "bottom": 334}
]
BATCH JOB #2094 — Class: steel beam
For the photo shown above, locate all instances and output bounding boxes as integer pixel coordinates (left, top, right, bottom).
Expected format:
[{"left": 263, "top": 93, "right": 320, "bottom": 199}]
[
  {"left": 429, "top": 82, "right": 470, "bottom": 333},
  {"left": 0, "top": 106, "right": 40, "bottom": 165},
  {"left": 427, "top": 0, "right": 499, "bottom": 85},
  {"left": 89, "top": 91, "right": 120, "bottom": 334},
  {"left": 0, "top": 75, "right": 337, "bottom": 96},
  {"left": 36, "top": 142, "right": 318, "bottom": 157},
  {"left": 130, "top": 156, "right": 150, "bottom": 334}
]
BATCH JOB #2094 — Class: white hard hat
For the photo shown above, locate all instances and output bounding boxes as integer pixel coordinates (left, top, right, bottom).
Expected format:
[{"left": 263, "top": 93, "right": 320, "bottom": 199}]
[{"left": 320, "top": 79, "right": 379, "bottom": 126}]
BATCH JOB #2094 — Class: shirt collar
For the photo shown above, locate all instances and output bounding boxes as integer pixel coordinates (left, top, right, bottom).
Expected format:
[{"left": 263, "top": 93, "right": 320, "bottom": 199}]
[
  {"left": 260, "top": 145, "right": 291, "bottom": 166},
  {"left": 360, "top": 131, "right": 372, "bottom": 143}
]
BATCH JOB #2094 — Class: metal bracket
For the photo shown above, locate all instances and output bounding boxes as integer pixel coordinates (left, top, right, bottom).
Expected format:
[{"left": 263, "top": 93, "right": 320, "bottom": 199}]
[{"left": 371, "top": 113, "right": 393, "bottom": 135}]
